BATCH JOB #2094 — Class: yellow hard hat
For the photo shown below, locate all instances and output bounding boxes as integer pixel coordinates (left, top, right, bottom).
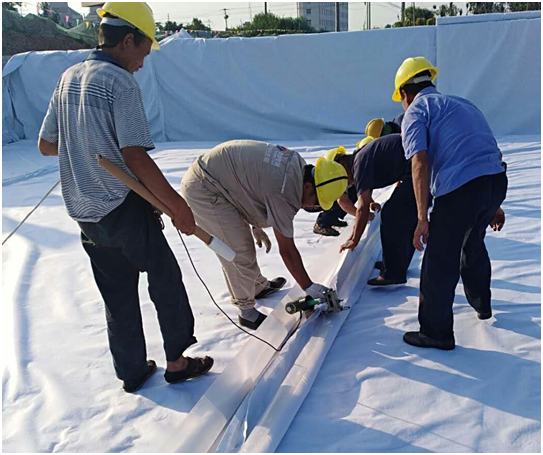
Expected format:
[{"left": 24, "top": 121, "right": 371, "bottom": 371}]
[
  {"left": 356, "top": 136, "right": 375, "bottom": 149},
  {"left": 392, "top": 56, "right": 439, "bottom": 102},
  {"left": 98, "top": 2, "right": 160, "bottom": 50},
  {"left": 324, "top": 146, "right": 347, "bottom": 162},
  {"left": 365, "top": 118, "right": 385, "bottom": 138},
  {"left": 314, "top": 157, "right": 348, "bottom": 211}
]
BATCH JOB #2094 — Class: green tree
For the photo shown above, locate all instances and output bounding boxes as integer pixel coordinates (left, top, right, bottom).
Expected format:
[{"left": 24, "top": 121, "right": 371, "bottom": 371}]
[
  {"left": 185, "top": 17, "right": 211, "bottom": 31},
  {"left": 392, "top": 21, "right": 404, "bottom": 27},
  {"left": 415, "top": 18, "right": 426, "bottom": 26},
  {"left": 164, "top": 20, "right": 181, "bottom": 32},
  {"left": 467, "top": 3, "right": 505, "bottom": 14},
  {"left": 237, "top": 12, "right": 315, "bottom": 34},
  {"left": 435, "top": 2, "right": 462, "bottom": 17},
  {"left": 507, "top": 2, "right": 541, "bottom": 12},
  {"left": 2, "top": 2, "right": 22, "bottom": 11},
  {"left": 155, "top": 21, "right": 164, "bottom": 32},
  {"left": 426, "top": 17, "right": 436, "bottom": 25},
  {"left": 404, "top": 5, "right": 435, "bottom": 23}
]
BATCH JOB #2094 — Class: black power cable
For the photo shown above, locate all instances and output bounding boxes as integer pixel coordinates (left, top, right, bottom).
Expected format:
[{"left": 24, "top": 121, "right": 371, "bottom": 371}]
[{"left": 176, "top": 230, "right": 301, "bottom": 352}]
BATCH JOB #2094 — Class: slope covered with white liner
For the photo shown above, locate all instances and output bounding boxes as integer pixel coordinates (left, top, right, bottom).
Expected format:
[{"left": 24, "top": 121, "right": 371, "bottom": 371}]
[{"left": 2, "top": 136, "right": 541, "bottom": 452}]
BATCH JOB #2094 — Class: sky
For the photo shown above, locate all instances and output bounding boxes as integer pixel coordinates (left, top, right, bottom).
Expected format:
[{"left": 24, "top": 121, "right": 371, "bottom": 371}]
[{"left": 56, "top": 1, "right": 469, "bottom": 32}]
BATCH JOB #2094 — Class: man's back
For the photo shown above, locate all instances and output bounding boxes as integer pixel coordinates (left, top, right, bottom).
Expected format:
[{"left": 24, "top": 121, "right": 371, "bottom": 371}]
[
  {"left": 194, "top": 140, "right": 306, "bottom": 237},
  {"left": 402, "top": 87, "right": 504, "bottom": 197},
  {"left": 39, "top": 52, "right": 154, "bottom": 222}
]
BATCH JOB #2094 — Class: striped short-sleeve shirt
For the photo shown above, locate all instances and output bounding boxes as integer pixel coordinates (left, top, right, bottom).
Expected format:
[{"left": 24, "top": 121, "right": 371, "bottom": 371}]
[{"left": 39, "top": 50, "right": 154, "bottom": 222}]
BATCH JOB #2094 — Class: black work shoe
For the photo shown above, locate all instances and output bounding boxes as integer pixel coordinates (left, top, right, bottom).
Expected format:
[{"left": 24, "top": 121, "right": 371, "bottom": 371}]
[
  {"left": 403, "top": 331, "right": 455, "bottom": 351},
  {"left": 332, "top": 219, "right": 348, "bottom": 228},
  {"left": 313, "top": 223, "right": 340, "bottom": 237},
  {"left": 367, "top": 276, "right": 406, "bottom": 286},
  {"left": 374, "top": 261, "right": 385, "bottom": 272},
  {"left": 238, "top": 312, "right": 267, "bottom": 330},
  {"left": 123, "top": 360, "right": 157, "bottom": 393},
  {"left": 165, "top": 356, "right": 214, "bottom": 384},
  {"left": 477, "top": 310, "right": 492, "bottom": 320},
  {"left": 255, "top": 277, "right": 287, "bottom": 299}
]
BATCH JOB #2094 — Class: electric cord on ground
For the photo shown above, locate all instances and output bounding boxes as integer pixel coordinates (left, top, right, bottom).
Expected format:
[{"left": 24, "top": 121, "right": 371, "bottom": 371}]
[
  {"left": 176, "top": 229, "right": 302, "bottom": 352},
  {"left": 2, "top": 179, "right": 60, "bottom": 246}
]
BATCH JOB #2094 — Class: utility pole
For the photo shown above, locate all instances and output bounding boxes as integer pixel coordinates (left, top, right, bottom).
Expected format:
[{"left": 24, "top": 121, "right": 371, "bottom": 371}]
[
  {"left": 401, "top": 2, "right": 405, "bottom": 23},
  {"left": 335, "top": 2, "right": 340, "bottom": 31},
  {"left": 223, "top": 8, "right": 229, "bottom": 29},
  {"left": 365, "top": 2, "right": 371, "bottom": 30},
  {"left": 412, "top": 2, "right": 416, "bottom": 25},
  {"left": 264, "top": 2, "right": 267, "bottom": 14},
  {"left": 249, "top": 2, "right": 253, "bottom": 21}
]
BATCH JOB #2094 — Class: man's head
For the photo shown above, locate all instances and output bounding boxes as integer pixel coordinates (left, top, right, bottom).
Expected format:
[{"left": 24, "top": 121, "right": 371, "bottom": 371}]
[
  {"left": 392, "top": 56, "right": 439, "bottom": 110},
  {"left": 399, "top": 70, "right": 435, "bottom": 111},
  {"left": 302, "top": 159, "right": 348, "bottom": 211},
  {"left": 97, "top": 2, "right": 159, "bottom": 74}
]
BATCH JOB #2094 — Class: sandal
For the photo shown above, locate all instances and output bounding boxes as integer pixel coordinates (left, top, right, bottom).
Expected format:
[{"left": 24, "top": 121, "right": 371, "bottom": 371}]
[{"left": 164, "top": 356, "right": 214, "bottom": 384}]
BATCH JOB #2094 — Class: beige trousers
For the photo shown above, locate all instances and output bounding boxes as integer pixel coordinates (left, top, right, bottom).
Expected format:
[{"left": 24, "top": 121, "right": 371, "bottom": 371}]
[{"left": 181, "top": 165, "right": 268, "bottom": 310}]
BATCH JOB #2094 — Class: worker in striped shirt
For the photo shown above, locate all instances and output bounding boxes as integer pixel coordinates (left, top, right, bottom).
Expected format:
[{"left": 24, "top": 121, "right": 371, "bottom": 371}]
[{"left": 38, "top": 2, "right": 213, "bottom": 393}]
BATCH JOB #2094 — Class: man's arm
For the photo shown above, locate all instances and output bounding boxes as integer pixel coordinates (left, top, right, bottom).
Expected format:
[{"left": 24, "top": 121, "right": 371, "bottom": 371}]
[
  {"left": 338, "top": 192, "right": 356, "bottom": 216},
  {"left": 273, "top": 228, "right": 312, "bottom": 290},
  {"left": 411, "top": 151, "right": 430, "bottom": 251},
  {"left": 340, "top": 190, "right": 372, "bottom": 252},
  {"left": 122, "top": 147, "right": 195, "bottom": 235},
  {"left": 38, "top": 138, "right": 58, "bottom": 156}
]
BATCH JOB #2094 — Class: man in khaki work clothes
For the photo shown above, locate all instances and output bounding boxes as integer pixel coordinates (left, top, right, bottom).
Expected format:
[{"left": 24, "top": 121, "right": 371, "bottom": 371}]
[{"left": 181, "top": 140, "right": 348, "bottom": 329}]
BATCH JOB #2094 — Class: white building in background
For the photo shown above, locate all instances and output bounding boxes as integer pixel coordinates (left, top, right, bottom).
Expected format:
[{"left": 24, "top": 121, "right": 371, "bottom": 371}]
[{"left": 297, "top": 2, "right": 348, "bottom": 32}]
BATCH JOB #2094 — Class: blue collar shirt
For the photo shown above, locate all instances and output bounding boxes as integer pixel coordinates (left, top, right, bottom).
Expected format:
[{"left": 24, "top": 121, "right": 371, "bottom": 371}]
[{"left": 401, "top": 87, "right": 504, "bottom": 198}]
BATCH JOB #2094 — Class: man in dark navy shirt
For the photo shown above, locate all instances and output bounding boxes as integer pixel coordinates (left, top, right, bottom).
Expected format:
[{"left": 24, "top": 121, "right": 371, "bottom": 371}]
[
  {"left": 336, "top": 134, "right": 420, "bottom": 286},
  {"left": 313, "top": 114, "right": 404, "bottom": 237}
]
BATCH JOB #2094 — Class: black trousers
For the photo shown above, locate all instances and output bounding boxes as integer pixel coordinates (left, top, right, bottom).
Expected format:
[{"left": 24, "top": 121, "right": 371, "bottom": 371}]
[
  {"left": 78, "top": 192, "right": 197, "bottom": 382},
  {"left": 316, "top": 186, "right": 357, "bottom": 228},
  {"left": 419, "top": 172, "right": 508, "bottom": 341},
  {"left": 380, "top": 178, "right": 419, "bottom": 281}
]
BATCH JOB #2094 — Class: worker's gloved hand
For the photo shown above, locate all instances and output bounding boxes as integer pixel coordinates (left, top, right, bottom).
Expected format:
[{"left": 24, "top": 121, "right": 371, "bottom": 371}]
[
  {"left": 172, "top": 198, "right": 196, "bottom": 236},
  {"left": 252, "top": 226, "right": 272, "bottom": 253},
  {"left": 305, "top": 283, "right": 332, "bottom": 300}
]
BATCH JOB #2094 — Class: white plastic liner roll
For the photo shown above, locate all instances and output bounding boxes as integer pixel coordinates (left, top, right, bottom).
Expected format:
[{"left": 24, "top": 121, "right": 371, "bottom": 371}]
[
  {"left": 225, "top": 189, "right": 389, "bottom": 453},
  {"left": 239, "top": 225, "right": 381, "bottom": 452},
  {"left": 165, "top": 188, "right": 392, "bottom": 453}
]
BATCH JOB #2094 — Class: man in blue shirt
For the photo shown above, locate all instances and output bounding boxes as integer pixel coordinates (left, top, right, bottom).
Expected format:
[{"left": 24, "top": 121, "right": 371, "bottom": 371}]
[{"left": 394, "top": 57, "right": 507, "bottom": 350}]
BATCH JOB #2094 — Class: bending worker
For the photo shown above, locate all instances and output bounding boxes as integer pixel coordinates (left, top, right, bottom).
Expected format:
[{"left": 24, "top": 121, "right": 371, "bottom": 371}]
[
  {"left": 395, "top": 56, "right": 507, "bottom": 350},
  {"left": 38, "top": 2, "right": 213, "bottom": 393},
  {"left": 331, "top": 134, "right": 420, "bottom": 286},
  {"left": 313, "top": 115, "right": 403, "bottom": 237},
  {"left": 181, "top": 140, "right": 348, "bottom": 330}
]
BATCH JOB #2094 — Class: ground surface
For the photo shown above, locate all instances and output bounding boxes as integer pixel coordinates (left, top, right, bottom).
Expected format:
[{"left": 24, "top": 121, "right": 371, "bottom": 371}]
[{"left": 2, "top": 136, "right": 541, "bottom": 452}]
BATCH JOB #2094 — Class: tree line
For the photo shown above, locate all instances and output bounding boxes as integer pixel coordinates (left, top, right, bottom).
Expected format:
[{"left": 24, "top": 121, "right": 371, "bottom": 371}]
[{"left": 389, "top": 2, "right": 540, "bottom": 28}]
